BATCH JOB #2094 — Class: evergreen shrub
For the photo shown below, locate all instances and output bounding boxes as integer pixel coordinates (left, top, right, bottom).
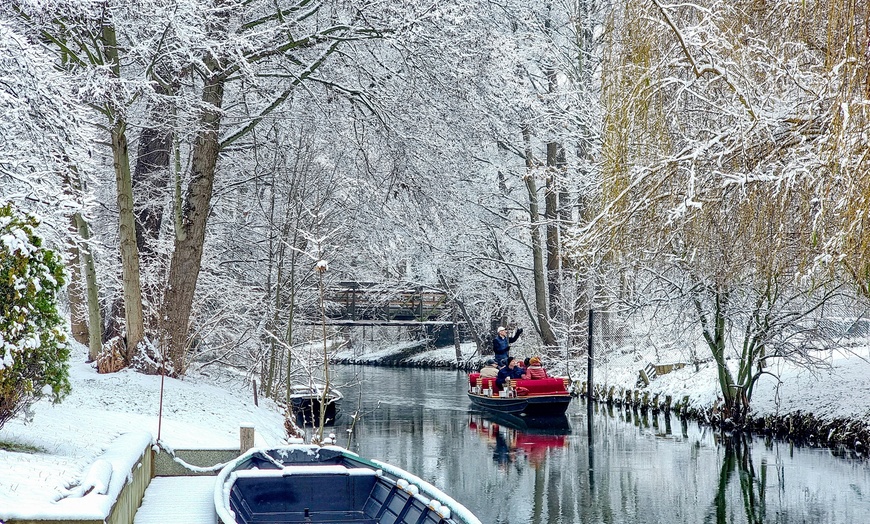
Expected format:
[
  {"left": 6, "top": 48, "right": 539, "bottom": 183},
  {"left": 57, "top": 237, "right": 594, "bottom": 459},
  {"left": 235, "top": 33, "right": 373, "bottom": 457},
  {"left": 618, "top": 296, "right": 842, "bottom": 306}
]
[{"left": 0, "top": 203, "right": 70, "bottom": 430}]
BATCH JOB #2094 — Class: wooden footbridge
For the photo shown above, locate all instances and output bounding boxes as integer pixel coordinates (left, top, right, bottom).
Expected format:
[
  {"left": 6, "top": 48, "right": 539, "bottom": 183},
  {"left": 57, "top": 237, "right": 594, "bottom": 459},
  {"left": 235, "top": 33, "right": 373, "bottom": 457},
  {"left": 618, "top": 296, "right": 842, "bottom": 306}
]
[{"left": 323, "top": 281, "right": 452, "bottom": 326}]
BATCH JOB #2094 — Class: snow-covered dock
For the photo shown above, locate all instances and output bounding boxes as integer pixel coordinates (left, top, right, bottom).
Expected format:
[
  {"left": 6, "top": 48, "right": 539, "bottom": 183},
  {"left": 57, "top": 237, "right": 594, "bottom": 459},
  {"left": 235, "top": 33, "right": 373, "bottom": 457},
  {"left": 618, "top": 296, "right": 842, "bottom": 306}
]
[{"left": 133, "top": 476, "right": 216, "bottom": 524}]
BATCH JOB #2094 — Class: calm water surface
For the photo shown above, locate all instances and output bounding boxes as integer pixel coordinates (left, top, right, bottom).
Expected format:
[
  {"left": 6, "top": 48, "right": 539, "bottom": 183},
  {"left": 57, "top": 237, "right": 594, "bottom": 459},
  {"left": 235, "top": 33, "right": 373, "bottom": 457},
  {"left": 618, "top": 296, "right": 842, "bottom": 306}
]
[{"left": 326, "top": 365, "right": 870, "bottom": 524}]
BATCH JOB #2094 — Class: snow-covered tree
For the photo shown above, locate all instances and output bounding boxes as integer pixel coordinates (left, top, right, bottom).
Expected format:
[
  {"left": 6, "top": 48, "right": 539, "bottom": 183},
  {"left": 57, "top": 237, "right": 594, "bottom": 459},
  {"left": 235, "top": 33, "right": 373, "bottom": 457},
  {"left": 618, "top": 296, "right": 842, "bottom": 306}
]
[{"left": 569, "top": 0, "right": 868, "bottom": 422}]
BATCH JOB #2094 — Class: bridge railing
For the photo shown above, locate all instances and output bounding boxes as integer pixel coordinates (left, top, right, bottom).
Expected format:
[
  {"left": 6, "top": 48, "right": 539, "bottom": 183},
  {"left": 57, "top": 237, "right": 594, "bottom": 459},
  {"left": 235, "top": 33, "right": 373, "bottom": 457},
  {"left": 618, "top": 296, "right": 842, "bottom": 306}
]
[{"left": 324, "top": 282, "right": 449, "bottom": 322}]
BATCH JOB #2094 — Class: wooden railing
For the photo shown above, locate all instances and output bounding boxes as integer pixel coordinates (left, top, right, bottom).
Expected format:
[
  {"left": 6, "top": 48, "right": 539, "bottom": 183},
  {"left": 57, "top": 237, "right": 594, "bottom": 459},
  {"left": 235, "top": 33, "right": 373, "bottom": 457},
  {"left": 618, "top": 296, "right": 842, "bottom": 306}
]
[{"left": 324, "top": 282, "right": 449, "bottom": 322}]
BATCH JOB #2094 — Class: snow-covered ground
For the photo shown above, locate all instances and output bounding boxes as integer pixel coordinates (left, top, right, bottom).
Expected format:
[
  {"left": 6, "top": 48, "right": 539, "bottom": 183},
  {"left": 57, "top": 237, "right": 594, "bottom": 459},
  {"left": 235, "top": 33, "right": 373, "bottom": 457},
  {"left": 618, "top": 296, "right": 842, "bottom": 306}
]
[
  {"left": 0, "top": 342, "right": 287, "bottom": 521},
  {"left": 2, "top": 339, "right": 869, "bottom": 521}
]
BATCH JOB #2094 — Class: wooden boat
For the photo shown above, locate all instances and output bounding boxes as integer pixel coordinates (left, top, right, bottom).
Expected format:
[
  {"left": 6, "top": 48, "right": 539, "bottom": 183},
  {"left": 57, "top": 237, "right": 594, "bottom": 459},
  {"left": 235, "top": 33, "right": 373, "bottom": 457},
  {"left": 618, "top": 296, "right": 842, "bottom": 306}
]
[
  {"left": 214, "top": 445, "right": 481, "bottom": 524},
  {"left": 467, "top": 372, "right": 573, "bottom": 417},
  {"left": 289, "top": 382, "right": 342, "bottom": 426}
]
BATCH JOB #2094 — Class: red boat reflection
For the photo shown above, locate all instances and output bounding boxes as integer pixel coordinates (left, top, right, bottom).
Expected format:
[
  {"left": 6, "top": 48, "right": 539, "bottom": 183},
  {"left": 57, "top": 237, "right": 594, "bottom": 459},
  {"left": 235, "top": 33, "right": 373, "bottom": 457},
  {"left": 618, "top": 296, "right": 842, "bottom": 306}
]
[{"left": 468, "top": 412, "right": 570, "bottom": 469}]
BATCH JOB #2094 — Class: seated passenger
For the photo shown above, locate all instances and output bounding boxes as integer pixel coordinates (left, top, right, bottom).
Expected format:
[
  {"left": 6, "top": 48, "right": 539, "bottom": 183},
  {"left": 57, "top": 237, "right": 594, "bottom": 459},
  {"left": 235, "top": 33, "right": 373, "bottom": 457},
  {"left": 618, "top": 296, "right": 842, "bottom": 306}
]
[
  {"left": 516, "top": 358, "right": 528, "bottom": 379},
  {"left": 479, "top": 358, "right": 500, "bottom": 379},
  {"left": 496, "top": 357, "right": 525, "bottom": 386},
  {"left": 526, "top": 356, "right": 548, "bottom": 379}
]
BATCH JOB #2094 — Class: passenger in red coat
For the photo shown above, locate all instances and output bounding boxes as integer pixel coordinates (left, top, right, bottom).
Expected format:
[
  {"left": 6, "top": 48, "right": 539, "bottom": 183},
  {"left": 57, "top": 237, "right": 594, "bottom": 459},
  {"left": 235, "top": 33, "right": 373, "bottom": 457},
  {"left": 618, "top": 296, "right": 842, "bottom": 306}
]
[{"left": 525, "top": 356, "right": 548, "bottom": 379}]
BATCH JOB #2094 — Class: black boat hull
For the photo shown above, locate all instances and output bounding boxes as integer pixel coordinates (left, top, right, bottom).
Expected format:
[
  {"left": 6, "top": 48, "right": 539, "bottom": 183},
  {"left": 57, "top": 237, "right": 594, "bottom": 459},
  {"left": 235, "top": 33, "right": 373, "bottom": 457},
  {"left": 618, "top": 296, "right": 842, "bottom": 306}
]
[
  {"left": 467, "top": 392, "right": 572, "bottom": 417},
  {"left": 292, "top": 398, "right": 339, "bottom": 426}
]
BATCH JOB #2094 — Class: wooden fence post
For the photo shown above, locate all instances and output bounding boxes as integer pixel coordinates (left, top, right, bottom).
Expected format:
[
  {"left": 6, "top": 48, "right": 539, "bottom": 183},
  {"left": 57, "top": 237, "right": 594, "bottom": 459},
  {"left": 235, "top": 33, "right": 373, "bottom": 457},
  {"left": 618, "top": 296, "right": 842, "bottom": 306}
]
[{"left": 240, "top": 423, "right": 255, "bottom": 452}]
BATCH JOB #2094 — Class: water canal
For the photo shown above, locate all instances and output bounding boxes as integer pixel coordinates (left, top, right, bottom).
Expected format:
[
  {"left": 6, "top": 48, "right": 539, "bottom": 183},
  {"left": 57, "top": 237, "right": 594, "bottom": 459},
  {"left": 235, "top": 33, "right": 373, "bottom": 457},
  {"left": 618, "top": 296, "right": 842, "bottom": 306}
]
[{"left": 326, "top": 364, "right": 870, "bottom": 524}]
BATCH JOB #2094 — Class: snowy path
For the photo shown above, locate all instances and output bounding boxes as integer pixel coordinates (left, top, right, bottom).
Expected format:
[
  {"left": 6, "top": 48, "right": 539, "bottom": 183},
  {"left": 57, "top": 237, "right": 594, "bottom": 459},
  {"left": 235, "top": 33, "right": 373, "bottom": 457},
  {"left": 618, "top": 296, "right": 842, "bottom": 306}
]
[{"left": 133, "top": 476, "right": 217, "bottom": 524}]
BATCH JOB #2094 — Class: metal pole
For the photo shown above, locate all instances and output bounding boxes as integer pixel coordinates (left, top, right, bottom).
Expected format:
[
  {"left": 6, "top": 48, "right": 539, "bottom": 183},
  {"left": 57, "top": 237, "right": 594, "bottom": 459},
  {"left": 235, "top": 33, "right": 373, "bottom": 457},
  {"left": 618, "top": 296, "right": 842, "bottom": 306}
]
[
  {"left": 587, "top": 309, "right": 593, "bottom": 398},
  {"left": 587, "top": 308, "right": 594, "bottom": 477}
]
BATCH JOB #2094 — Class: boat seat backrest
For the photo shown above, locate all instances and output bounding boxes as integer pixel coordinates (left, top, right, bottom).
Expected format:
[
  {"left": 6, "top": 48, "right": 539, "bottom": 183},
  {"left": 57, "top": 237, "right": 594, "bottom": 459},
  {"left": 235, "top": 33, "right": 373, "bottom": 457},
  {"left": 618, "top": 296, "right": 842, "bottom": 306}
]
[
  {"left": 468, "top": 373, "right": 498, "bottom": 391},
  {"left": 512, "top": 378, "right": 566, "bottom": 394}
]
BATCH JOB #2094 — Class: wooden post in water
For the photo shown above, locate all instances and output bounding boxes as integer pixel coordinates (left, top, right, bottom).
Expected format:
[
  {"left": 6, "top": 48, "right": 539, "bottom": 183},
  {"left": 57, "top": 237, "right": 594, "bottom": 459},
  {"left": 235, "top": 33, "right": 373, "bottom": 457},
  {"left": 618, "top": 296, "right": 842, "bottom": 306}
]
[
  {"left": 240, "top": 423, "right": 255, "bottom": 452},
  {"left": 453, "top": 303, "right": 463, "bottom": 362}
]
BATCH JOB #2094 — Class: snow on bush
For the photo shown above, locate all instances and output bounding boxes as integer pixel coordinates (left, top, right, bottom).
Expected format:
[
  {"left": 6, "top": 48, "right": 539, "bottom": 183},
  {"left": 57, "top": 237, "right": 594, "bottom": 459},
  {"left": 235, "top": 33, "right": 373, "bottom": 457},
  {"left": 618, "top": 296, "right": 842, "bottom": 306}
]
[{"left": 0, "top": 203, "right": 71, "bottom": 429}]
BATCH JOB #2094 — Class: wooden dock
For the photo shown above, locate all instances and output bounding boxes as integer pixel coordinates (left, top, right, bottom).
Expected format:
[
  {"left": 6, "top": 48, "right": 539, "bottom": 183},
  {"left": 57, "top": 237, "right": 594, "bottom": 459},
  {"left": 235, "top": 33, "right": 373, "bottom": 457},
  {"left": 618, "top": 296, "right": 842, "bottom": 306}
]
[{"left": 133, "top": 476, "right": 216, "bottom": 524}]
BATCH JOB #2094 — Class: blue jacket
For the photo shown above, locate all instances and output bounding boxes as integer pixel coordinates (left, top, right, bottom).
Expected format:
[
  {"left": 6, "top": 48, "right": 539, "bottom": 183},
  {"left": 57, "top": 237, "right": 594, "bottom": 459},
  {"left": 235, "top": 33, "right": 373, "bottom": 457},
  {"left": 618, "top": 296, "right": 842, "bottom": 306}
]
[
  {"left": 496, "top": 365, "right": 524, "bottom": 386},
  {"left": 492, "top": 329, "right": 522, "bottom": 360}
]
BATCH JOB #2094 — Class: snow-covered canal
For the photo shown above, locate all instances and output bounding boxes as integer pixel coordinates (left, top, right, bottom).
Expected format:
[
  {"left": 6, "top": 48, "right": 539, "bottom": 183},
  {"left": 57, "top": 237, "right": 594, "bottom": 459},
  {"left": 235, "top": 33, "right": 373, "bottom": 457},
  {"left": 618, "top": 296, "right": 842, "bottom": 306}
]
[{"left": 328, "top": 364, "right": 870, "bottom": 524}]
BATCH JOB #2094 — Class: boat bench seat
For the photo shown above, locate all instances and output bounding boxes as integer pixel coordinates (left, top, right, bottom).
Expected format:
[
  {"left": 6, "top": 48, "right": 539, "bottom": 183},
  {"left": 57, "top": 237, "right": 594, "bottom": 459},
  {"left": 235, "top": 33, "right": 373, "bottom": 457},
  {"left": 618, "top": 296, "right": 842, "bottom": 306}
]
[
  {"left": 365, "top": 478, "right": 450, "bottom": 524},
  {"left": 468, "top": 373, "right": 499, "bottom": 391},
  {"left": 514, "top": 378, "right": 567, "bottom": 395}
]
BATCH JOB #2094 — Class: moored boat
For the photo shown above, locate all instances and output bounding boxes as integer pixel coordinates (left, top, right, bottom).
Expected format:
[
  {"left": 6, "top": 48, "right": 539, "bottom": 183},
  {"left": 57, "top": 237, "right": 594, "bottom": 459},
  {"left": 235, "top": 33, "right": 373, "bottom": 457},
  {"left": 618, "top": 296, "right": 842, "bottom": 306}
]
[
  {"left": 214, "top": 445, "right": 481, "bottom": 524},
  {"left": 290, "top": 382, "right": 342, "bottom": 425},
  {"left": 467, "top": 372, "right": 573, "bottom": 417}
]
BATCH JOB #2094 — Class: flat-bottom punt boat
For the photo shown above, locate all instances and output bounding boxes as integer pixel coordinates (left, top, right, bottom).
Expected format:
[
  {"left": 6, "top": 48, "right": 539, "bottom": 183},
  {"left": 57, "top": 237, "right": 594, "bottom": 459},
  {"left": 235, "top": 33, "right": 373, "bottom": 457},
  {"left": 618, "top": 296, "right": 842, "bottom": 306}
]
[
  {"left": 467, "top": 373, "right": 573, "bottom": 417},
  {"left": 214, "top": 445, "right": 481, "bottom": 524},
  {"left": 290, "top": 383, "right": 342, "bottom": 426}
]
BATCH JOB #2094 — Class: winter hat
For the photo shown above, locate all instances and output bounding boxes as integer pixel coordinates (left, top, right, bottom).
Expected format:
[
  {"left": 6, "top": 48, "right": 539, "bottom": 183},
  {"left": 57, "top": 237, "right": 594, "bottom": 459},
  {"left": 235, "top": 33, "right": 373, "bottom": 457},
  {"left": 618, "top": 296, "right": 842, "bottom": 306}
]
[
  {"left": 497, "top": 326, "right": 506, "bottom": 332},
  {"left": 485, "top": 358, "right": 497, "bottom": 366},
  {"left": 529, "top": 356, "right": 542, "bottom": 366}
]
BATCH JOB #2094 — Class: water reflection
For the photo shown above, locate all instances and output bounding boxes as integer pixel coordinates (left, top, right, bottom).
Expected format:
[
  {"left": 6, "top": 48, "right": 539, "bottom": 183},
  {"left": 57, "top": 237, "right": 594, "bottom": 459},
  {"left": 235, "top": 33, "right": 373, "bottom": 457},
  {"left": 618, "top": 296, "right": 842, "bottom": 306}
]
[
  {"left": 328, "top": 365, "right": 870, "bottom": 524},
  {"left": 708, "top": 433, "right": 765, "bottom": 524},
  {"left": 467, "top": 412, "right": 570, "bottom": 470}
]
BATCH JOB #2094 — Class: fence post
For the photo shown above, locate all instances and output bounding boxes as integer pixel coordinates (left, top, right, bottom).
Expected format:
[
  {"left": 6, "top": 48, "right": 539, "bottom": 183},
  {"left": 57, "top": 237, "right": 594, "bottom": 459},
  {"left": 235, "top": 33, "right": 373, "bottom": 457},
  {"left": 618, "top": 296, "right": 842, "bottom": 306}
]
[{"left": 240, "top": 423, "right": 255, "bottom": 452}]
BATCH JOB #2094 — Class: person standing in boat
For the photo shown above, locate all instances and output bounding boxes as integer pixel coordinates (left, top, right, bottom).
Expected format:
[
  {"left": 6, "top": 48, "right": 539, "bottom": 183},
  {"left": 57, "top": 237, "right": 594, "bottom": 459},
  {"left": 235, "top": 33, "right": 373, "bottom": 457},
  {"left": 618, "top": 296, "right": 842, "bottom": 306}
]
[{"left": 492, "top": 325, "right": 523, "bottom": 365}]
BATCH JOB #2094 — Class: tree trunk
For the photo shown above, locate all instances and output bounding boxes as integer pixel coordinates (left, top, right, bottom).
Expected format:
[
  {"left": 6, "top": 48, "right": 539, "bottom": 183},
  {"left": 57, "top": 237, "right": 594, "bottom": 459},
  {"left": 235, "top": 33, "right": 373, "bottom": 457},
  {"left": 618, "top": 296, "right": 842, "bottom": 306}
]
[
  {"left": 523, "top": 125, "right": 558, "bottom": 347},
  {"left": 133, "top": 115, "right": 172, "bottom": 259},
  {"left": 110, "top": 120, "right": 146, "bottom": 362},
  {"left": 284, "top": 238, "right": 300, "bottom": 407},
  {"left": 160, "top": 54, "right": 225, "bottom": 374},
  {"left": 103, "top": 22, "right": 145, "bottom": 362},
  {"left": 545, "top": 142, "right": 561, "bottom": 320},
  {"left": 74, "top": 213, "right": 103, "bottom": 361},
  {"left": 437, "top": 270, "right": 486, "bottom": 355},
  {"left": 452, "top": 303, "right": 462, "bottom": 362},
  {"left": 694, "top": 286, "right": 741, "bottom": 420},
  {"left": 67, "top": 214, "right": 89, "bottom": 347}
]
